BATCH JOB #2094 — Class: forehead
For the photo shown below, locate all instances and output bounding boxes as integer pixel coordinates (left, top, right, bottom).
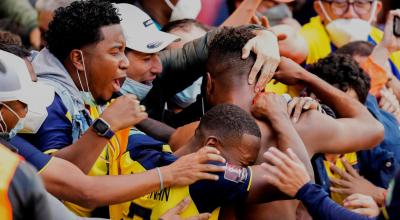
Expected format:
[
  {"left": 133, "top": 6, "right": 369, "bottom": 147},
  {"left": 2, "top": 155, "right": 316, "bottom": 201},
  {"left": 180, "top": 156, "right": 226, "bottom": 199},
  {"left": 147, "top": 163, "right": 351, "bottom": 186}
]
[{"left": 92, "top": 24, "right": 125, "bottom": 49}]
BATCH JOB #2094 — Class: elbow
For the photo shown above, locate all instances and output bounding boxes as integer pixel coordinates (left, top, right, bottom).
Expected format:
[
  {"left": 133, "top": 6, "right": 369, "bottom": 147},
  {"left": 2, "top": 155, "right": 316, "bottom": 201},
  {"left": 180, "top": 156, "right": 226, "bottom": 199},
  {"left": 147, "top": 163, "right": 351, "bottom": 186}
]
[{"left": 75, "top": 185, "right": 100, "bottom": 209}]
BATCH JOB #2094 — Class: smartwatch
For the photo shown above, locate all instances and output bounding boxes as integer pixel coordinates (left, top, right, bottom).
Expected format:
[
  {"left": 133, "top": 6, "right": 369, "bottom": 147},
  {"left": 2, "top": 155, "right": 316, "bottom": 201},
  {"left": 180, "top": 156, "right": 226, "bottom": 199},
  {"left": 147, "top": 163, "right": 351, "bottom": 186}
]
[{"left": 92, "top": 118, "right": 114, "bottom": 139}]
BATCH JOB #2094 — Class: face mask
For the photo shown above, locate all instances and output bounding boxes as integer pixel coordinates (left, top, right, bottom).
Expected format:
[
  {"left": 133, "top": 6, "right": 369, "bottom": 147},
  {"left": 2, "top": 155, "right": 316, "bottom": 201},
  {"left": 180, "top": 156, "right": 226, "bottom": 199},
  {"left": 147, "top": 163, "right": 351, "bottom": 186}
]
[
  {"left": 172, "top": 78, "right": 202, "bottom": 108},
  {"left": 120, "top": 78, "right": 152, "bottom": 101},
  {"left": 164, "top": 0, "right": 202, "bottom": 22},
  {"left": 259, "top": 4, "right": 292, "bottom": 26},
  {"left": 19, "top": 107, "right": 48, "bottom": 134},
  {"left": 318, "top": 0, "right": 377, "bottom": 48},
  {"left": 0, "top": 103, "right": 25, "bottom": 139},
  {"left": 326, "top": 18, "right": 372, "bottom": 47}
]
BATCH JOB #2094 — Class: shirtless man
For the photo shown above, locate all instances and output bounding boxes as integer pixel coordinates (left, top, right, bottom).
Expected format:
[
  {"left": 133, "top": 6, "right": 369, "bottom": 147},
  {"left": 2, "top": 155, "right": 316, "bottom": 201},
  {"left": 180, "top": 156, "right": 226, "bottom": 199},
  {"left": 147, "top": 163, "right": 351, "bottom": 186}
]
[{"left": 171, "top": 26, "right": 384, "bottom": 220}]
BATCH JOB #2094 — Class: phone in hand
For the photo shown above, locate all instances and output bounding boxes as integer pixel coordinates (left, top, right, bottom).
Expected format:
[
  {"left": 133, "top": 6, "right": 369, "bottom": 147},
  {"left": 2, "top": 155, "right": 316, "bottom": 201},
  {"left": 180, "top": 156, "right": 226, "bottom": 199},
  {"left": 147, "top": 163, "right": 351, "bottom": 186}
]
[{"left": 394, "top": 15, "right": 400, "bottom": 37}]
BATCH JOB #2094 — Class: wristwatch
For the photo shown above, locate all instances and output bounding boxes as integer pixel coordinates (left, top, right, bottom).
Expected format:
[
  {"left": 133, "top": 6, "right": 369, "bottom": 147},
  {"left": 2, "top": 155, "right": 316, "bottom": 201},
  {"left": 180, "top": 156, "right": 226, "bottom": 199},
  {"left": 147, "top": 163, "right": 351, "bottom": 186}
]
[{"left": 92, "top": 118, "right": 114, "bottom": 139}]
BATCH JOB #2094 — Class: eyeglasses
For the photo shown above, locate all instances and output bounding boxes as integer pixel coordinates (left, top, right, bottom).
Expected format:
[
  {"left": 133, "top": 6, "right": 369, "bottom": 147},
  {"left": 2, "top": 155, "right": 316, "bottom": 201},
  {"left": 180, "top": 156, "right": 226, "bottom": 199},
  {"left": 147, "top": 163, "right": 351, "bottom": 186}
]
[{"left": 321, "top": 0, "right": 375, "bottom": 16}]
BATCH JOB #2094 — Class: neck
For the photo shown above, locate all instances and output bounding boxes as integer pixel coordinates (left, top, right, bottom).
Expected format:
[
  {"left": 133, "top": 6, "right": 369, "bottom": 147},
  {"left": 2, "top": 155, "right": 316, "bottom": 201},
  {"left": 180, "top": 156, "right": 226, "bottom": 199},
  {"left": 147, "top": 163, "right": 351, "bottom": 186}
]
[{"left": 212, "top": 85, "right": 255, "bottom": 112}]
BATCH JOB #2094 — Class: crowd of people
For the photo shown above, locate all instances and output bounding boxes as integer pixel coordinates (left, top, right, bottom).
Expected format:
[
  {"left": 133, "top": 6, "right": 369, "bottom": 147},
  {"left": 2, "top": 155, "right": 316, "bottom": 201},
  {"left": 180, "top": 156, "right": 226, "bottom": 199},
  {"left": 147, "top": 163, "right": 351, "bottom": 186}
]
[{"left": 0, "top": 0, "right": 400, "bottom": 219}]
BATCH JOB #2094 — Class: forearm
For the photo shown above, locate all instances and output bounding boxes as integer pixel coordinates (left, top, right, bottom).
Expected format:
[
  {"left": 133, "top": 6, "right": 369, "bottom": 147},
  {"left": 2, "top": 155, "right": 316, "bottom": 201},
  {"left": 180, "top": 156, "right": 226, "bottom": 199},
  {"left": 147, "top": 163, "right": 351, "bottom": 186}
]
[
  {"left": 221, "top": 0, "right": 262, "bottom": 27},
  {"left": 370, "top": 44, "right": 391, "bottom": 68},
  {"left": 296, "top": 183, "right": 374, "bottom": 220},
  {"left": 41, "top": 158, "right": 173, "bottom": 209},
  {"left": 136, "top": 118, "right": 176, "bottom": 143},
  {"left": 52, "top": 127, "right": 109, "bottom": 174}
]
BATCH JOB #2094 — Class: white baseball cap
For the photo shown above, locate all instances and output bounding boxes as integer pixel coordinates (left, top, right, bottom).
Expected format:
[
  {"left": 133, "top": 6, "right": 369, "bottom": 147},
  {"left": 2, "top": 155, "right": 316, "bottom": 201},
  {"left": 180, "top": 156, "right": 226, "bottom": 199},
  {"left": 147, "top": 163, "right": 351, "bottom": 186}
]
[
  {"left": 0, "top": 50, "right": 54, "bottom": 111},
  {"left": 115, "top": 3, "right": 180, "bottom": 53}
]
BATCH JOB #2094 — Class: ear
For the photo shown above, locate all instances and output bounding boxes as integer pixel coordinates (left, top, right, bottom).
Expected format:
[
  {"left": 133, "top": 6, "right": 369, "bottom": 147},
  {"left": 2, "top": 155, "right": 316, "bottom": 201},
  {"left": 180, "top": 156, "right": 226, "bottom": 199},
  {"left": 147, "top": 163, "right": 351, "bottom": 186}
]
[
  {"left": 205, "top": 136, "right": 222, "bottom": 149},
  {"left": 69, "top": 49, "right": 85, "bottom": 72},
  {"left": 206, "top": 72, "right": 214, "bottom": 97},
  {"left": 313, "top": 1, "right": 327, "bottom": 23},
  {"left": 374, "top": 1, "right": 382, "bottom": 21}
]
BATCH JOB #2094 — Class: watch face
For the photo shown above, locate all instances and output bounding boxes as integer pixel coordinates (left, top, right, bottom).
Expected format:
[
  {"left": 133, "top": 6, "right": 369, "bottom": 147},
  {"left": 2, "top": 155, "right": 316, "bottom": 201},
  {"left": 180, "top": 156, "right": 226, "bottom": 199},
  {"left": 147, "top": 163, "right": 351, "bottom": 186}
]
[{"left": 94, "top": 119, "right": 109, "bottom": 135}]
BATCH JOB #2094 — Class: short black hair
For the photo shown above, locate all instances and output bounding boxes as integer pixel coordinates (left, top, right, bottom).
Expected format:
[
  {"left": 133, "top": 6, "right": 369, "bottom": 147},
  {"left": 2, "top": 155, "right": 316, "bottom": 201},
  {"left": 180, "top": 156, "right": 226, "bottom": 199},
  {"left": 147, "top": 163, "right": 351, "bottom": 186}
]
[
  {"left": 45, "top": 0, "right": 121, "bottom": 62},
  {"left": 162, "top": 19, "right": 210, "bottom": 33},
  {"left": 335, "top": 41, "right": 374, "bottom": 57},
  {"left": 307, "top": 54, "right": 371, "bottom": 103},
  {"left": 207, "top": 26, "right": 256, "bottom": 89},
  {"left": 0, "top": 43, "right": 30, "bottom": 59},
  {"left": 196, "top": 104, "right": 261, "bottom": 146}
]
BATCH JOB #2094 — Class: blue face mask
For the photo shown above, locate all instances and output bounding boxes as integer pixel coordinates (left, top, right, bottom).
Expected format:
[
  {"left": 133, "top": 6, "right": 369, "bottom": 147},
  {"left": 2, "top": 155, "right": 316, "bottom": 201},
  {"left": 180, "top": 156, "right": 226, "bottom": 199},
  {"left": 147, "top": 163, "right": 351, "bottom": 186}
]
[
  {"left": 120, "top": 78, "right": 152, "bottom": 101},
  {"left": 171, "top": 78, "right": 202, "bottom": 108},
  {"left": 0, "top": 103, "right": 25, "bottom": 139}
]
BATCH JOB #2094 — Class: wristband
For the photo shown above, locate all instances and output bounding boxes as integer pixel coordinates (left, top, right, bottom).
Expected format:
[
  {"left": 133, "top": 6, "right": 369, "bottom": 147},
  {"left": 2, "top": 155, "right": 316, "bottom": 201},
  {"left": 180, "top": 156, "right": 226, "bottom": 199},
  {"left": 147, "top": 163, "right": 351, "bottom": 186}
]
[{"left": 156, "top": 167, "right": 164, "bottom": 191}]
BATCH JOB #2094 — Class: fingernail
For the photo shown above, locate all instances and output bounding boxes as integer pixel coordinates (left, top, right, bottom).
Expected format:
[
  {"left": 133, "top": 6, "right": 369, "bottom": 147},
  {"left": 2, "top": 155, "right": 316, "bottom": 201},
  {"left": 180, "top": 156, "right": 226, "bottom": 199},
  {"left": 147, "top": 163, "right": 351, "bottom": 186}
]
[
  {"left": 255, "top": 87, "right": 260, "bottom": 93},
  {"left": 292, "top": 117, "right": 297, "bottom": 123}
]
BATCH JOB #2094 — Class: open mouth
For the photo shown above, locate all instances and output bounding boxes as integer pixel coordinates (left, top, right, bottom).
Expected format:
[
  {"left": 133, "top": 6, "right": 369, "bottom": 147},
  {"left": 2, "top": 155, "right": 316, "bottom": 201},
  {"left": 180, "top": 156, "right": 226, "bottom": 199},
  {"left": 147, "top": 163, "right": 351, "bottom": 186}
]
[{"left": 112, "top": 77, "right": 125, "bottom": 92}]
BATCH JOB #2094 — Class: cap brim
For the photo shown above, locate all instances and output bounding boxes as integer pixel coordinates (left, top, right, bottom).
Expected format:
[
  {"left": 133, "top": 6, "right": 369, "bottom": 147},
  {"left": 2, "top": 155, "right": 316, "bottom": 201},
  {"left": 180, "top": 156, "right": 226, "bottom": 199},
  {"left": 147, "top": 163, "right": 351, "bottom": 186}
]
[
  {"left": 19, "top": 82, "right": 54, "bottom": 111},
  {"left": 125, "top": 30, "right": 180, "bottom": 53}
]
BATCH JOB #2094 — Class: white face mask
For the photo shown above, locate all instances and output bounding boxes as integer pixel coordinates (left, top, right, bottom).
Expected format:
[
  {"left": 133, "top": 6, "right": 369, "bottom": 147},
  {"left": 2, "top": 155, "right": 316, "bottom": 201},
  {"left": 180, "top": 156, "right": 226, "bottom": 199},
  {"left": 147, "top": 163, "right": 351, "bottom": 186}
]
[
  {"left": 326, "top": 18, "right": 372, "bottom": 47},
  {"left": 0, "top": 103, "right": 25, "bottom": 139},
  {"left": 120, "top": 78, "right": 152, "bottom": 101},
  {"left": 318, "top": 0, "right": 377, "bottom": 47},
  {"left": 19, "top": 107, "right": 48, "bottom": 134},
  {"left": 164, "top": 0, "right": 202, "bottom": 22}
]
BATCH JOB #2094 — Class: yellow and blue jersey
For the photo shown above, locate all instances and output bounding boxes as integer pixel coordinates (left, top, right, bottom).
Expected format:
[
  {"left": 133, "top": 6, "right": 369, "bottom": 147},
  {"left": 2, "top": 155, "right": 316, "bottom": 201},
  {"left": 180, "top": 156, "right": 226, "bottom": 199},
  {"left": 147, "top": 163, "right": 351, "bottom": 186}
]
[
  {"left": 117, "top": 132, "right": 252, "bottom": 220},
  {"left": 300, "top": 16, "right": 400, "bottom": 79},
  {"left": 16, "top": 93, "right": 129, "bottom": 217}
]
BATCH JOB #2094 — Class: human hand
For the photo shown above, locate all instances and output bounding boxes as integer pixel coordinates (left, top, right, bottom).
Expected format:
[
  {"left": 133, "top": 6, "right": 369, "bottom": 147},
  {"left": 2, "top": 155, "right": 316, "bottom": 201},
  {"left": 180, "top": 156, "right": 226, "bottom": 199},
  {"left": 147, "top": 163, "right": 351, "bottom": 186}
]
[
  {"left": 251, "top": 15, "right": 270, "bottom": 29},
  {"left": 101, "top": 94, "right": 147, "bottom": 132},
  {"left": 380, "top": 9, "right": 400, "bottom": 54},
  {"left": 163, "top": 147, "right": 225, "bottom": 187},
  {"left": 379, "top": 88, "right": 400, "bottom": 114},
  {"left": 160, "top": 197, "right": 211, "bottom": 220},
  {"left": 242, "top": 29, "right": 280, "bottom": 92},
  {"left": 329, "top": 158, "right": 385, "bottom": 205},
  {"left": 251, "top": 92, "right": 289, "bottom": 121},
  {"left": 261, "top": 147, "right": 310, "bottom": 197},
  {"left": 287, "top": 97, "right": 320, "bottom": 123},
  {"left": 274, "top": 57, "right": 307, "bottom": 85},
  {"left": 29, "top": 27, "right": 41, "bottom": 50},
  {"left": 343, "top": 194, "right": 380, "bottom": 217}
]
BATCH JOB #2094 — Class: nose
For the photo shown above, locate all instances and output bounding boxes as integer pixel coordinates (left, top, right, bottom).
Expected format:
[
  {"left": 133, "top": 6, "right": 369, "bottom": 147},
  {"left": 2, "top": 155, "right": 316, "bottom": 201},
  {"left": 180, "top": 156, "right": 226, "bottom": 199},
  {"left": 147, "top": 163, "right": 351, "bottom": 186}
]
[
  {"left": 120, "top": 52, "right": 130, "bottom": 70},
  {"left": 150, "top": 54, "right": 163, "bottom": 76}
]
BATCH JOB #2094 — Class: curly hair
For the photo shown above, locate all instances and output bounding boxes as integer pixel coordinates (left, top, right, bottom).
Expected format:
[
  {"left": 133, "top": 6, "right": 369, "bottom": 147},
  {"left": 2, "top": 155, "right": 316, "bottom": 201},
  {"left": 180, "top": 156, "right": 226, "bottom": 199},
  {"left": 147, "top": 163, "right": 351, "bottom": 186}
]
[
  {"left": 206, "top": 26, "right": 256, "bottom": 89},
  {"left": 45, "top": 0, "right": 121, "bottom": 62},
  {"left": 197, "top": 104, "right": 261, "bottom": 146},
  {"left": 307, "top": 54, "right": 371, "bottom": 103}
]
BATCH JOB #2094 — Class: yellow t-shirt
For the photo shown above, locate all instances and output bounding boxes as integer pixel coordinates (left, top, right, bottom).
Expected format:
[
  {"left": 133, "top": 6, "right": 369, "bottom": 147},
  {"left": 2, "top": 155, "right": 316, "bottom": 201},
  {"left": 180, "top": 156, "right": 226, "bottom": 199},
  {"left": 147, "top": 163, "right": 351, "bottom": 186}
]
[{"left": 323, "top": 153, "right": 358, "bottom": 205}]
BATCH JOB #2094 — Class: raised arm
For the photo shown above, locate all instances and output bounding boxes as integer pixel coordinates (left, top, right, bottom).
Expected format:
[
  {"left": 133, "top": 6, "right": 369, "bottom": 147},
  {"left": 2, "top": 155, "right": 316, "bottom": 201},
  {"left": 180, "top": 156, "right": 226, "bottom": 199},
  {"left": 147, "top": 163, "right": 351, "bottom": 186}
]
[
  {"left": 41, "top": 147, "right": 225, "bottom": 209},
  {"left": 251, "top": 92, "right": 313, "bottom": 176},
  {"left": 143, "top": 25, "right": 279, "bottom": 120},
  {"left": 275, "top": 57, "right": 384, "bottom": 154}
]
